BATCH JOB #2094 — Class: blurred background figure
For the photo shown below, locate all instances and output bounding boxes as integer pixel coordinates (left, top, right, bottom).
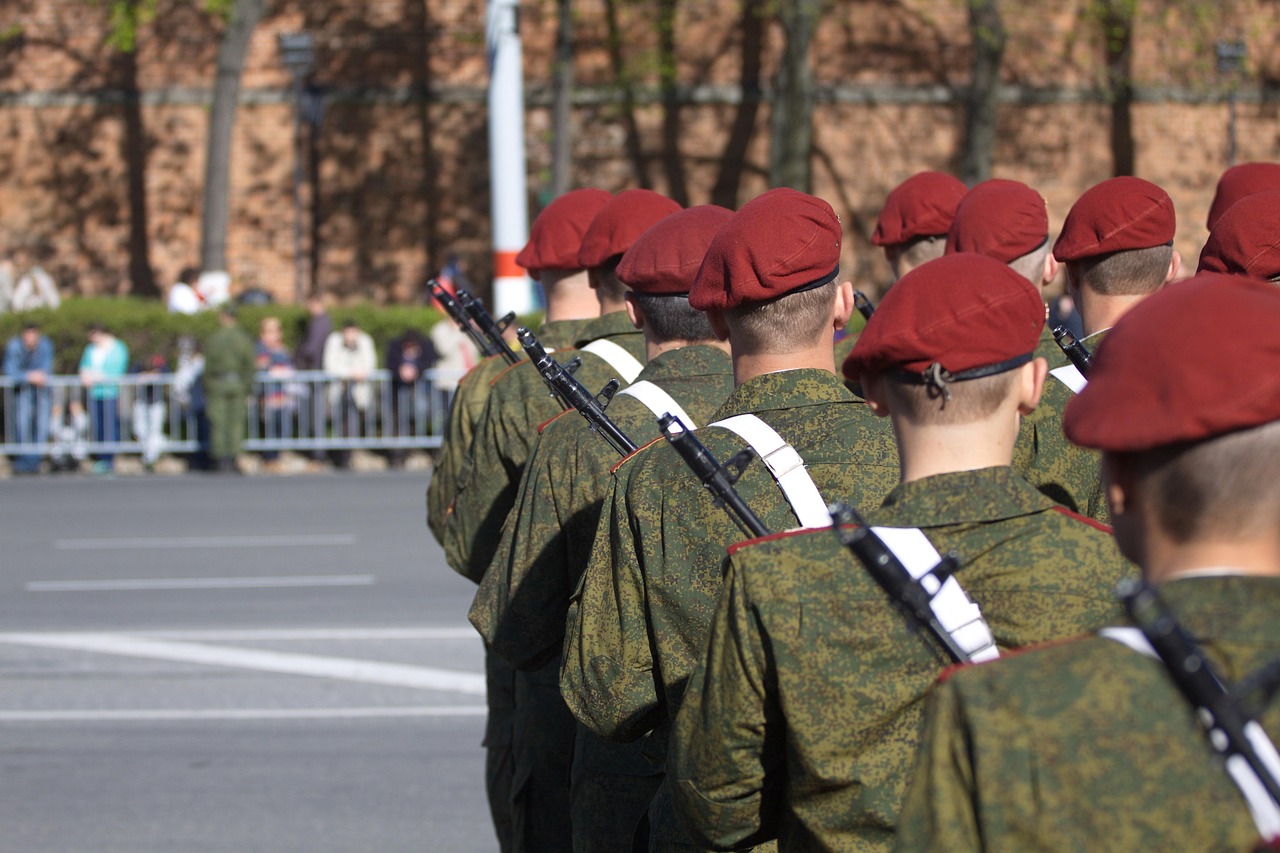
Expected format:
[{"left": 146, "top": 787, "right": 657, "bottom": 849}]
[
  {"left": 256, "top": 315, "right": 297, "bottom": 473},
  {"left": 0, "top": 253, "right": 15, "bottom": 313},
  {"left": 203, "top": 306, "right": 256, "bottom": 473},
  {"left": 295, "top": 294, "right": 333, "bottom": 465},
  {"left": 78, "top": 324, "right": 128, "bottom": 475},
  {"left": 4, "top": 321, "right": 54, "bottom": 474},
  {"left": 385, "top": 328, "right": 437, "bottom": 468},
  {"left": 323, "top": 319, "right": 375, "bottom": 470},
  {"left": 172, "top": 335, "right": 209, "bottom": 471},
  {"left": 130, "top": 352, "right": 168, "bottom": 472},
  {"left": 428, "top": 316, "right": 479, "bottom": 394},
  {"left": 12, "top": 244, "right": 61, "bottom": 311},
  {"left": 167, "top": 266, "right": 204, "bottom": 314}
]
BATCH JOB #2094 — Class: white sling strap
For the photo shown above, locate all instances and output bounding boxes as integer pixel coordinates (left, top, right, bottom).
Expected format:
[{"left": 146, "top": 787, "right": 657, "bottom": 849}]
[
  {"left": 580, "top": 339, "right": 644, "bottom": 383},
  {"left": 1049, "top": 364, "right": 1087, "bottom": 394},
  {"left": 617, "top": 381, "right": 697, "bottom": 429},
  {"left": 707, "top": 414, "right": 829, "bottom": 529},
  {"left": 871, "top": 526, "right": 1000, "bottom": 663},
  {"left": 1101, "top": 626, "right": 1280, "bottom": 838}
]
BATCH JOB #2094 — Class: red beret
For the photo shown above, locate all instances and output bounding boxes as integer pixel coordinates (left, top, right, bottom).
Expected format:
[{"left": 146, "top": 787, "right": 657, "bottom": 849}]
[
  {"left": 1198, "top": 191, "right": 1280, "bottom": 280},
  {"left": 690, "top": 188, "right": 842, "bottom": 311},
  {"left": 577, "top": 189, "right": 682, "bottom": 269},
  {"left": 1206, "top": 162, "right": 1280, "bottom": 230},
  {"left": 945, "top": 179, "right": 1049, "bottom": 263},
  {"left": 1053, "top": 177, "right": 1175, "bottom": 262},
  {"left": 516, "top": 188, "right": 612, "bottom": 279},
  {"left": 1065, "top": 273, "right": 1280, "bottom": 451},
  {"left": 617, "top": 205, "right": 734, "bottom": 296},
  {"left": 871, "top": 172, "right": 968, "bottom": 246},
  {"left": 843, "top": 253, "right": 1046, "bottom": 384}
]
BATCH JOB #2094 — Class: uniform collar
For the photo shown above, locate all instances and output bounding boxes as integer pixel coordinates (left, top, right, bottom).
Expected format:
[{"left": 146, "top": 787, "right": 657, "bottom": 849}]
[
  {"left": 709, "top": 368, "right": 854, "bottom": 421},
  {"left": 875, "top": 467, "right": 1056, "bottom": 528},
  {"left": 1151, "top": 575, "right": 1280, "bottom": 646},
  {"left": 536, "top": 317, "right": 594, "bottom": 350},
  {"left": 634, "top": 345, "right": 732, "bottom": 383},
  {"left": 573, "top": 310, "right": 642, "bottom": 347}
]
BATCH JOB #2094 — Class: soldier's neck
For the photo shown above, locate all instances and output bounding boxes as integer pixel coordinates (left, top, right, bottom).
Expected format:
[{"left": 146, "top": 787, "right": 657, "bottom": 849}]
[
  {"left": 891, "top": 415, "right": 1018, "bottom": 485},
  {"left": 543, "top": 270, "right": 599, "bottom": 323},
  {"left": 731, "top": 345, "right": 835, "bottom": 387},
  {"left": 1078, "top": 290, "right": 1146, "bottom": 338},
  {"left": 1141, "top": 534, "right": 1280, "bottom": 585}
]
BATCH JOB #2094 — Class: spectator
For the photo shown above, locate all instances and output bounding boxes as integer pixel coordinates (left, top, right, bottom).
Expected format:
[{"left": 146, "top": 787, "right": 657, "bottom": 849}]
[
  {"left": 0, "top": 255, "right": 15, "bottom": 314},
  {"left": 428, "top": 319, "right": 479, "bottom": 393},
  {"left": 255, "top": 316, "right": 297, "bottom": 472},
  {"left": 172, "top": 335, "right": 209, "bottom": 471},
  {"left": 49, "top": 396, "right": 88, "bottom": 473},
  {"left": 322, "top": 319, "right": 376, "bottom": 469},
  {"left": 12, "top": 246, "right": 61, "bottom": 312},
  {"left": 385, "top": 328, "right": 437, "bottom": 467},
  {"left": 4, "top": 321, "right": 54, "bottom": 474},
  {"left": 78, "top": 324, "right": 129, "bottom": 475},
  {"left": 196, "top": 271, "right": 231, "bottom": 308},
  {"left": 167, "top": 266, "right": 204, "bottom": 314},
  {"left": 203, "top": 306, "right": 256, "bottom": 473},
  {"left": 130, "top": 353, "right": 167, "bottom": 472},
  {"left": 295, "top": 294, "right": 333, "bottom": 464}
]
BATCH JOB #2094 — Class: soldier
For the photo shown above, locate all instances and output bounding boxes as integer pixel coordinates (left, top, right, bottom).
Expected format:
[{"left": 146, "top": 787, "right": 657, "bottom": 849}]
[
  {"left": 945, "top": 178, "right": 1103, "bottom": 519},
  {"left": 563, "top": 187, "right": 901, "bottom": 853},
  {"left": 471, "top": 205, "right": 735, "bottom": 852},
  {"left": 871, "top": 171, "right": 967, "bottom": 282},
  {"left": 896, "top": 273, "right": 1280, "bottom": 852},
  {"left": 1198, "top": 190, "right": 1280, "bottom": 282},
  {"left": 203, "top": 305, "right": 256, "bottom": 473},
  {"left": 669, "top": 253, "right": 1133, "bottom": 852},
  {"left": 1205, "top": 161, "right": 1280, "bottom": 231},
  {"left": 449, "top": 188, "right": 680, "bottom": 853}
]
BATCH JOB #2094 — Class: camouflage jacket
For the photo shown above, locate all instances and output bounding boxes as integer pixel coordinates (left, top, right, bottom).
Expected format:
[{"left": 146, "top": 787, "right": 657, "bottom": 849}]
[
  {"left": 426, "top": 317, "right": 589, "bottom": 553},
  {"left": 670, "top": 467, "right": 1134, "bottom": 853},
  {"left": 442, "top": 311, "right": 645, "bottom": 583},
  {"left": 470, "top": 344, "right": 734, "bottom": 671},
  {"left": 563, "top": 369, "right": 899, "bottom": 851},
  {"left": 896, "top": 574, "right": 1280, "bottom": 853}
]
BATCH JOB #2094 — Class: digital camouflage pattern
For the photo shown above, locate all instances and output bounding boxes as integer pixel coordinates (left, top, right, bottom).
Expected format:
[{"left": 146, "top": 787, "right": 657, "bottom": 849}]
[
  {"left": 1013, "top": 326, "right": 1106, "bottom": 521},
  {"left": 426, "top": 317, "right": 590, "bottom": 553},
  {"left": 563, "top": 369, "right": 900, "bottom": 853},
  {"left": 896, "top": 575, "right": 1280, "bottom": 853},
  {"left": 470, "top": 343, "right": 734, "bottom": 853},
  {"left": 442, "top": 311, "right": 645, "bottom": 583},
  {"left": 670, "top": 467, "right": 1133, "bottom": 852}
]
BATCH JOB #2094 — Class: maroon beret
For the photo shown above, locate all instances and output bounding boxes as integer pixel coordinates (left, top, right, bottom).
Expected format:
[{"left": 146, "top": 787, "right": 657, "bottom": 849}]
[
  {"left": 1065, "top": 273, "right": 1280, "bottom": 451},
  {"left": 945, "top": 179, "right": 1049, "bottom": 263},
  {"left": 690, "top": 188, "right": 842, "bottom": 311},
  {"left": 871, "top": 172, "right": 968, "bottom": 246},
  {"left": 617, "top": 205, "right": 734, "bottom": 296},
  {"left": 516, "top": 188, "right": 612, "bottom": 279},
  {"left": 1206, "top": 162, "right": 1280, "bottom": 230},
  {"left": 843, "top": 253, "right": 1046, "bottom": 384},
  {"left": 577, "top": 189, "right": 682, "bottom": 269},
  {"left": 1053, "top": 177, "right": 1176, "bottom": 262},
  {"left": 1198, "top": 191, "right": 1280, "bottom": 280}
]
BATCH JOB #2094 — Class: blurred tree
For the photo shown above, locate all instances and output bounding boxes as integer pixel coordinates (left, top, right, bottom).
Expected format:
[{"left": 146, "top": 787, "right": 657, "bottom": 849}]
[
  {"left": 550, "top": 0, "right": 573, "bottom": 197},
  {"left": 958, "top": 0, "right": 1007, "bottom": 185},
  {"left": 769, "top": 0, "right": 826, "bottom": 192}
]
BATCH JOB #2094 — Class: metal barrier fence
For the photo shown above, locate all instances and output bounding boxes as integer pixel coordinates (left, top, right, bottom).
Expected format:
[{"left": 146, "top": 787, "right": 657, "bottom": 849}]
[{"left": 0, "top": 369, "right": 465, "bottom": 463}]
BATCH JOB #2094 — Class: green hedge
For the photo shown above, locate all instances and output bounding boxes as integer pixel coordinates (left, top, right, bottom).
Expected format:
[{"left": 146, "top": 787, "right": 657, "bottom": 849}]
[{"left": 0, "top": 297, "right": 511, "bottom": 374}]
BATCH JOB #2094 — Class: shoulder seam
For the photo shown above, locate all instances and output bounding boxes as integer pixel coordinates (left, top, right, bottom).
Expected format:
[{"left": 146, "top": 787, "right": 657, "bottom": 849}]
[
  {"left": 1050, "top": 505, "right": 1113, "bottom": 534},
  {"left": 488, "top": 361, "right": 525, "bottom": 387},
  {"left": 726, "top": 524, "right": 841, "bottom": 556},
  {"left": 538, "top": 409, "right": 575, "bottom": 434},
  {"left": 611, "top": 436, "right": 663, "bottom": 474}
]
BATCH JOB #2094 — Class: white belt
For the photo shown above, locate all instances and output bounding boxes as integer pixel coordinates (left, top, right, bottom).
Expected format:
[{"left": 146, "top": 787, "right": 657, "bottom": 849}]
[
  {"left": 708, "top": 414, "right": 829, "bottom": 529},
  {"left": 618, "top": 381, "right": 696, "bottom": 429},
  {"left": 1049, "top": 364, "right": 1087, "bottom": 394},
  {"left": 580, "top": 339, "right": 644, "bottom": 383}
]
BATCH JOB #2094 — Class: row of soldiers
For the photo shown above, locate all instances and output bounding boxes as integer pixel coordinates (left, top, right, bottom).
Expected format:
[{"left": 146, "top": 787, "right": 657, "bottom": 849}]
[{"left": 426, "top": 162, "right": 1280, "bottom": 852}]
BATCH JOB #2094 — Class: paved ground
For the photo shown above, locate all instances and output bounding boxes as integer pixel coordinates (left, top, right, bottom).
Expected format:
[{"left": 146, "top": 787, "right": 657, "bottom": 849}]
[{"left": 0, "top": 471, "right": 496, "bottom": 853}]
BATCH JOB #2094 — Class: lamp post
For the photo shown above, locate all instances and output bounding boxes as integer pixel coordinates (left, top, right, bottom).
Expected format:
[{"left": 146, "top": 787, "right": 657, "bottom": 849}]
[
  {"left": 279, "top": 32, "right": 315, "bottom": 303},
  {"left": 1216, "top": 40, "right": 1246, "bottom": 168}
]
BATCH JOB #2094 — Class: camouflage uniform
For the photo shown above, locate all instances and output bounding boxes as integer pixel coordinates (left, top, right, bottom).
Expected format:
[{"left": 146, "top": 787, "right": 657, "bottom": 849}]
[
  {"left": 897, "top": 575, "right": 1280, "bottom": 853},
  {"left": 670, "top": 466, "right": 1133, "bottom": 852},
  {"left": 1012, "top": 326, "right": 1105, "bottom": 521},
  {"left": 563, "top": 369, "right": 900, "bottom": 852},
  {"left": 471, "top": 344, "right": 734, "bottom": 853}
]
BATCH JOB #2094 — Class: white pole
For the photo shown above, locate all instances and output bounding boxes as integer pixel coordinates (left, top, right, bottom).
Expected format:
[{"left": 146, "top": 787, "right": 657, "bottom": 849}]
[{"left": 487, "top": 0, "right": 534, "bottom": 316}]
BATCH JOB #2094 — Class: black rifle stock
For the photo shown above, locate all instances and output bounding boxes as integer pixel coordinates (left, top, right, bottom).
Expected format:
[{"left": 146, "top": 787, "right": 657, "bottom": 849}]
[
  {"left": 854, "top": 291, "right": 876, "bottom": 321},
  {"left": 828, "top": 502, "right": 969, "bottom": 664},
  {"left": 1052, "top": 325, "right": 1093, "bottom": 377},
  {"left": 1119, "top": 578, "right": 1280, "bottom": 816},
  {"left": 428, "top": 279, "right": 499, "bottom": 358},
  {"left": 657, "top": 414, "right": 769, "bottom": 539},
  {"left": 457, "top": 288, "right": 520, "bottom": 365},
  {"left": 517, "top": 327, "right": 638, "bottom": 458}
]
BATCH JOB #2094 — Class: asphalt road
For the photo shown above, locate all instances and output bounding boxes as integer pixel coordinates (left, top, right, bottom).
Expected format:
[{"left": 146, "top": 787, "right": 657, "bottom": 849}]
[{"left": 0, "top": 471, "right": 496, "bottom": 853}]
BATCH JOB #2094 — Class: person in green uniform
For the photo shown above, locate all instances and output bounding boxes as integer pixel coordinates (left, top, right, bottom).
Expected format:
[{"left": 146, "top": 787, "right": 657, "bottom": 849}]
[
  {"left": 450, "top": 188, "right": 680, "bottom": 853},
  {"left": 1198, "top": 189, "right": 1280, "bottom": 281},
  {"left": 563, "top": 188, "right": 902, "bottom": 853},
  {"left": 470, "top": 205, "right": 735, "bottom": 853},
  {"left": 203, "top": 305, "right": 256, "bottom": 473},
  {"left": 896, "top": 272, "right": 1280, "bottom": 852},
  {"left": 871, "top": 170, "right": 967, "bottom": 283},
  {"left": 668, "top": 253, "right": 1133, "bottom": 852}
]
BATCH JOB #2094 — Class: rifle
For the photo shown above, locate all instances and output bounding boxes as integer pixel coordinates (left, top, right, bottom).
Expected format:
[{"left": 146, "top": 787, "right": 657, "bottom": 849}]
[
  {"left": 428, "top": 279, "right": 500, "bottom": 359},
  {"left": 1119, "top": 578, "right": 1280, "bottom": 836},
  {"left": 517, "top": 327, "right": 637, "bottom": 458},
  {"left": 1052, "top": 325, "right": 1092, "bottom": 377},
  {"left": 828, "top": 502, "right": 973, "bottom": 664},
  {"left": 658, "top": 414, "right": 769, "bottom": 539},
  {"left": 457, "top": 288, "right": 520, "bottom": 365},
  {"left": 854, "top": 291, "right": 876, "bottom": 321}
]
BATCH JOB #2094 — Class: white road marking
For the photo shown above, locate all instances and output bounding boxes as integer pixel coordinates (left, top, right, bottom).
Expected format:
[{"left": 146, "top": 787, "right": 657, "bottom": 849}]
[
  {"left": 54, "top": 534, "right": 358, "bottom": 550},
  {"left": 0, "top": 633, "right": 486, "bottom": 695},
  {"left": 27, "top": 575, "right": 376, "bottom": 592},
  {"left": 131, "top": 627, "right": 478, "bottom": 641},
  {"left": 0, "top": 706, "right": 487, "bottom": 722}
]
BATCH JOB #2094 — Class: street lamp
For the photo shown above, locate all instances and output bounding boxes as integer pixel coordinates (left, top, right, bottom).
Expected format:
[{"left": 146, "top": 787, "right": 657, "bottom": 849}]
[
  {"left": 1216, "top": 40, "right": 1246, "bottom": 168},
  {"left": 279, "top": 32, "right": 315, "bottom": 303}
]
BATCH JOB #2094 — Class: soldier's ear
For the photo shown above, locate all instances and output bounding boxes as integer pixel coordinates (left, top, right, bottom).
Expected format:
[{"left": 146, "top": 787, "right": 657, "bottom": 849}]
[
  {"left": 623, "top": 292, "right": 644, "bottom": 331},
  {"left": 1016, "top": 358, "right": 1047, "bottom": 416},
  {"left": 861, "top": 373, "right": 891, "bottom": 417},
  {"left": 1163, "top": 251, "right": 1182, "bottom": 286},
  {"left": 832, "top": 280, "right": 855, "bottom": 331},
  {"left": 706, "top": 308, "right": 731, "bottom": 342}
]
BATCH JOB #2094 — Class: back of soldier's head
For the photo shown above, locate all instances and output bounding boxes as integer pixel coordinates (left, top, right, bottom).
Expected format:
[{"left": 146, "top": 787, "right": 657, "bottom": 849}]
[
  {"left": 517, "top": 187, "right": 612, "bottom": 282},
  {"left": 1054, "top": 177, "right": 1177, "bottom": 297},
  {"left": 1198, "top": 190, "right": 1280, "bottom": 284},
  {"left": 844, "top": 253, "right": 1045, "bottom": 425},
  {"left": 873, "top": 172, "right": 967, "bottom": 280},
  {"left": 691, "top": 188, "right": 843, "bottom": 354},
  {"left": 1064, "top": 273, "right": 1280, "bottom": 547},
  {"left": 1206, "top": 162, "right": 1280, "bottom": 231},
  {"left": 945, "top": 179, "right": 1051, "bottom": 286},
  {"left": 579, "top": 189, "right": 683, "bottom": 306}
]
